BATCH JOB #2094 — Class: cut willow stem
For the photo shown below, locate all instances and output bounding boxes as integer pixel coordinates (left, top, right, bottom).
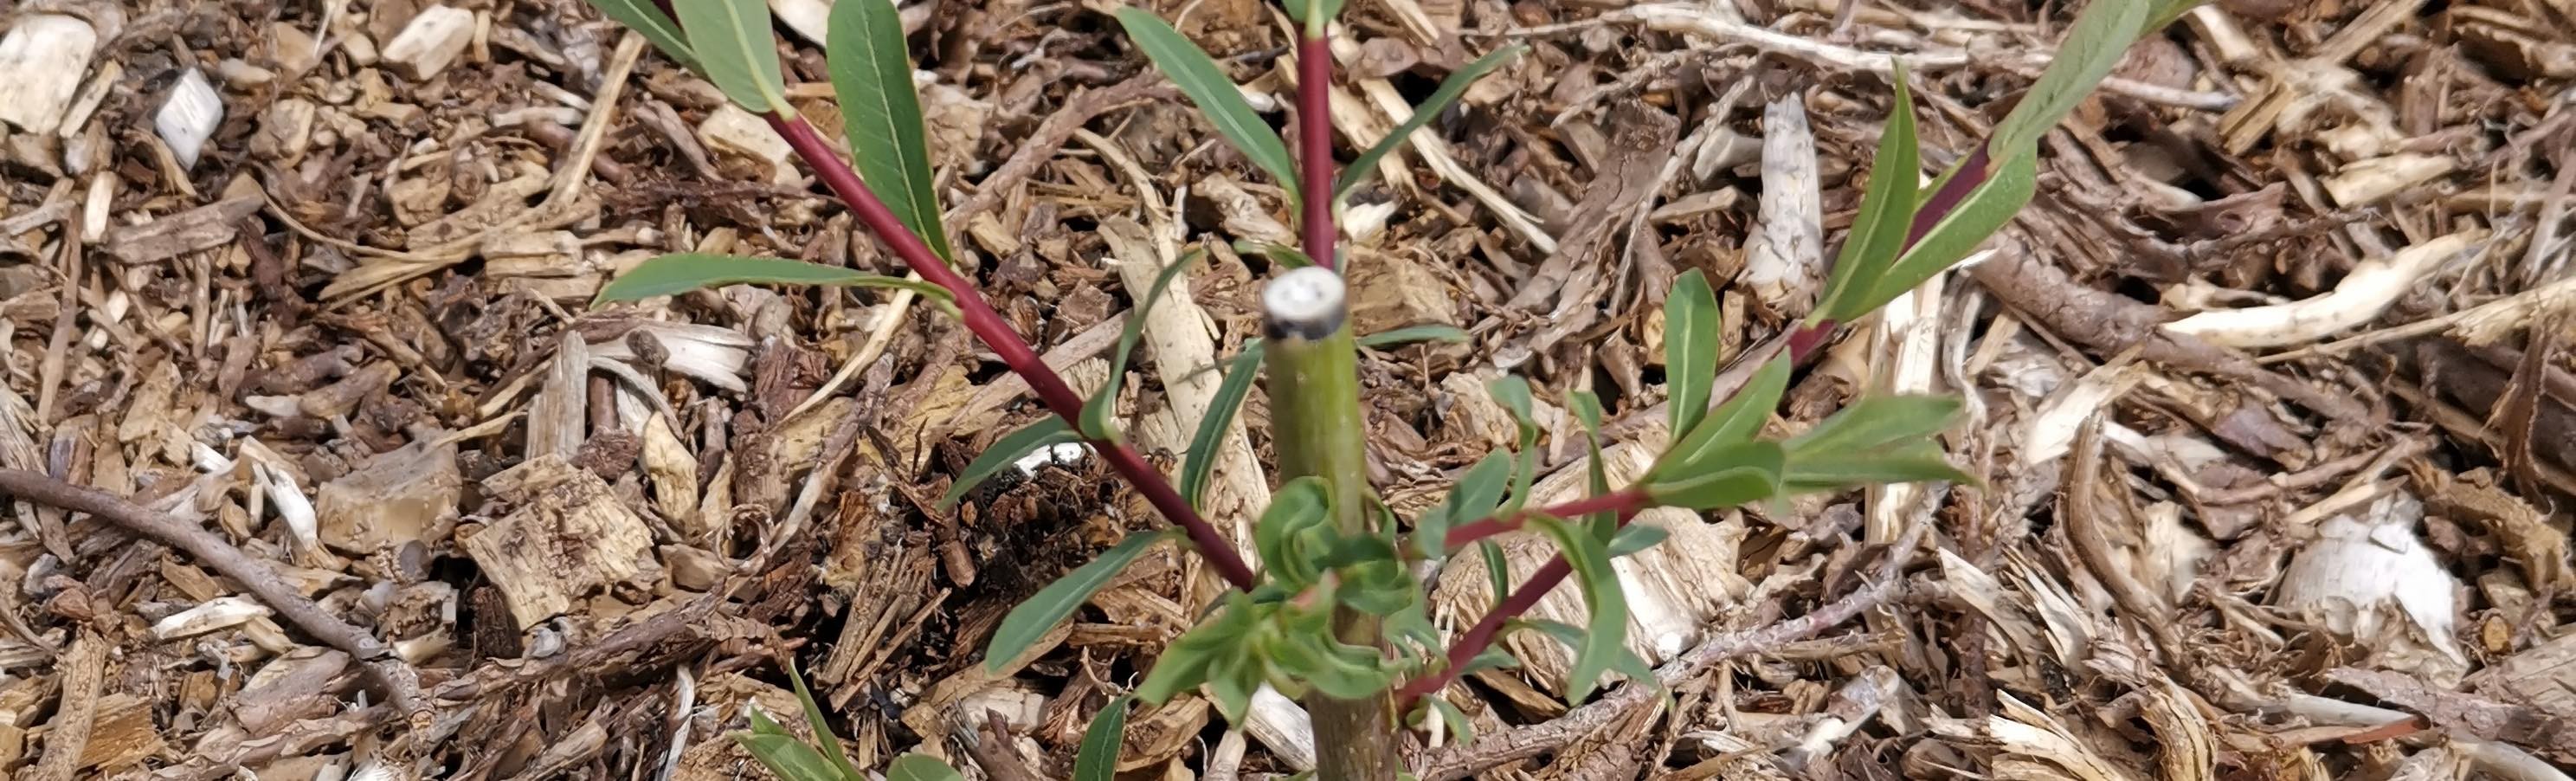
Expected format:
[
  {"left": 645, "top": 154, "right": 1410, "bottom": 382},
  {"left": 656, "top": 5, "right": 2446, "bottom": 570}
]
[
  {"left": 760, "top": 112, "right": 1259, "bottom": 590},
  {"left": 1262, "top": 267, "right": 1399, "bottom": 779}
]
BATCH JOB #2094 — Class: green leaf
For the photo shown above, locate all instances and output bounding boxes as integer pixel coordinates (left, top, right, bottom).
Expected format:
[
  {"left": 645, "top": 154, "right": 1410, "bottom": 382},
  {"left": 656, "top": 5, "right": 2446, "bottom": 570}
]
[
  {"left": 1112, "top": 9, "right": 1300, "bottom": 197},
  {"left": 939, "top": 417, "right": 1082, "bottom": 510},
  {"left": 676, "top": 0, "right": 789, "bottom": 113},
  {"left": 1782, "top": 441, "right": 1973, "bottom": 493},
  {"left": 1415, "top": 452, "right": 1510, "bottom": 558},
  {"left": 1569, "top": 390, "right": 1604, "bottom": 436},
  {"left": 886, "top": 754, "right": 965, "bottom": 781},
  {"left": 2148, "top": 0, "right": 2202, "bottom": 29},
  {"left": 1285, "top": 0, "right": 1349, "bottom": 36},
  {"left": 1485, "top": 376, "right": 1542, "bottom": 514},
  {"left": 583, "top": 0, "right": 698, "bottom": 69},
  {"left": 1459, "top": 646, "right": 1522, "bottom": 675},
  {"left": 1663, "top": 269, "right": 1722, "bottom": 436},
  {"left": 1654, "top": 354, "right": 1789, "bottom": 479},
  {"left": 1525, "top": 517, "right": 1626, "bottom": 703},
  {"left": 737, "top": 732, "right": 847, "bottom": 781},
  {"left": 1478, "top": 539, "right": 1510, "bottom": 609},
  {"left": 1859, "top": 151, "right": 2038, "bottom": 313},
  {"left": 1607, "top": 524, "right": 1668, "bottom": 558},
  {"left": 1812, "top": 64, "right": 1920, "bottom": 326},
  {"left": 1073, "top": 695, "right": 1134, "bottom": 781},
  {"left": 828, "top": 0, "right": 955, "bottom": 262},
  {"left": 1357, "top": 325, "right": 1471, "bottom": 349},
  {"left": 985, "top": 531, "right": 1173, "bottom": 670},
  {"left": 1987, "top": 0, "right": 2151, "bottom": 158},
  {"left": 1181, "top": 344, "right": 1265, "bottom": 510},
  {"left": 1517, "top": 619, "right": 1657, "bottom": 693},
  {"left": 1335, "top": 44, "right": 1525, "bottom": 197},
  {"left": 1233, "top": 239, "right": 1315, "bottom": 269},
  {"left": 1782, "top": 395, "right": 1965, "bottom": 457},
  {"left": 1085, "top": 249, "right": 1204, "bottom": 439},
  {"left": 782, "top": 658, "right": 864, "bottom": 781},
  {"left": 1645, "top": 442, "right": 1785, "bottom": 510},
  {"left": 1421, "top": 696, "right": 1476, "bottom": 746},
  {"left": 596, "top": 254, "right": 957, "bottom": 307}
]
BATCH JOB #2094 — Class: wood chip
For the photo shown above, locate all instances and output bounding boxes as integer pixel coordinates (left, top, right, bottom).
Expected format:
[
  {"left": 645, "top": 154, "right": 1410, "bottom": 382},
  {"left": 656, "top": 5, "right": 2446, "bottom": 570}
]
[
  {"left": 0, "top": 15, "right": 98, "bottom": 135},
  {"left": 381, "top": 5, "right": 477, "bottom": 81},
  {"left": 461, "top": 455, "right": 654, "bottom": 629},
  {"left": 100, "top": 196, "right": 262, "bottom": 266}
]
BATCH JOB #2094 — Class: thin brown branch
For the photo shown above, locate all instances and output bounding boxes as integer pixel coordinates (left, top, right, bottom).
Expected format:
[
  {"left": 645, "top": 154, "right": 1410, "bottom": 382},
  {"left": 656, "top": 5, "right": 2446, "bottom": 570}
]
[
  {"left": 0, "top": 469, "right": 428, "bottom": 716},
  {"left": 1414, "top": 516, "right": 1933, "bottom": 780}
]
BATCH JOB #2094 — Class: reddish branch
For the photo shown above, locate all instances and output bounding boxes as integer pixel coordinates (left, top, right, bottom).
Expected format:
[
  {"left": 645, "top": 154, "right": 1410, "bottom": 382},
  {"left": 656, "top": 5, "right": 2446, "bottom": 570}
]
[
  {"left": 762, "top": 113, "right": 1260, "bottom": 591},
  {"left": 1297, "top": 34, "right": 1336, "bottom": 271},
  {"left": 1440, "top": 487, "right": 1651, "bottom": 549}
]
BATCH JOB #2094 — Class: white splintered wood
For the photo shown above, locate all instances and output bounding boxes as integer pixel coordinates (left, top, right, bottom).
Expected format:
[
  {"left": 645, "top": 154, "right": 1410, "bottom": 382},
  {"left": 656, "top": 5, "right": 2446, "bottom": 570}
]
[
  {"left": 1263, "top": 265, "right": 1348, "bottom": 339},
  {"left": 157, "top": 69, "right": 223, "bottom": 170},
  {"left": 0, "top": 14, "right": 100, "bottom": 135},
  {"left": 383, "top": 5, "right": 477, "bottom": 81}
]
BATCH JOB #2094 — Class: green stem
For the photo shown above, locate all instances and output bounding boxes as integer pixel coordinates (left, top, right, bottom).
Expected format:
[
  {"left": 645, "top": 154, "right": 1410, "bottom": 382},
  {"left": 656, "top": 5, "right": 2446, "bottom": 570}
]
[{"left": 1262, "top": 267, "right": 1398, "bottom": 780}]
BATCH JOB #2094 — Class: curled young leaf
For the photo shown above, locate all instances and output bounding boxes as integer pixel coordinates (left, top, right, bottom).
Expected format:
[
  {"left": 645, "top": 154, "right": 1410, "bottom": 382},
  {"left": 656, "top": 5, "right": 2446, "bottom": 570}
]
[
  {"left": 1255, "top": 477, "right": 1335, "bottom": 586},
  {"left": 1356, "top": 325, "right": 1471, "bottom": 349}
]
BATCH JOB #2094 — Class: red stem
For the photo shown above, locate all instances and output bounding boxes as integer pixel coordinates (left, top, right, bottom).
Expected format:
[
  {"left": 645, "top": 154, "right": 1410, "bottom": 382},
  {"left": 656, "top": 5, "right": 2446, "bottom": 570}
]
[
  {"left": 763, "top": 113, "right": 1259, "bottom": 591},
  {"left": 1401, "top": 321, "right": 1853, "bottom": 708},
  {"left": 1441, "top": 488, "right": 1651, "bottom": 550},
  {"left": 1296, "top": 32, "right": 1336, "bottom": 271}
]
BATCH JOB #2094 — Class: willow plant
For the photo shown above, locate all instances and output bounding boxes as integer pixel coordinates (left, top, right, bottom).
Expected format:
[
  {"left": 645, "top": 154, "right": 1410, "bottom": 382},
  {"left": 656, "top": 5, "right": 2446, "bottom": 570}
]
[{"left": 576, "top": 0, "right": 2199, "bottom": 778}]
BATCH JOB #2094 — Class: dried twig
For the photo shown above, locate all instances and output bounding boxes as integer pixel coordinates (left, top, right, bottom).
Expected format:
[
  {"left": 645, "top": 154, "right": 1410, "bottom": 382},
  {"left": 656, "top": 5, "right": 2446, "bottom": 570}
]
[
  {"left": 1416, "top": 516, "right": 1935, "bottom": 780},
  {"left": 29, "top": 629, "right": 105, "bottom": 781},
  {"left": 0, "top": 469, "right": 428, "bottom": 716}
]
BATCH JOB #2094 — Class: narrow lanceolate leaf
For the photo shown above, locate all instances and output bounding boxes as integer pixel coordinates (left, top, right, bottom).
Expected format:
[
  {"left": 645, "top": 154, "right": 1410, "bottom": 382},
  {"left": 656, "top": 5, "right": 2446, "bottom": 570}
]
[
  {"left": 1085, "top": 249, "right": 1204, "bottom": 439},
  {"left": 828, "top": 0, "right": 955, "bottom": 261},
  {"left": 1655, "top": 354, "right": 1790, "bottom": 480},
  {"left": 1987, "top": 0, "right": 2151, "bottom": 158},
  {"left": 1232, "top": 239, "right": 1316, "bottom": 268},
  {"left": 1181, "top": 345, "right": 1266, "bottom": 510},
  {"left": 1527, "top": 517, "right": 1627, "bottom": 704},
  {"left": 1520, "top": 619, "right": 1658, "bottom": 694},
  {"left": 1478, "top": 540, "right": 1510, "bottom": 608},
  {"left": 1073, "top": 695, "right": 1135, "bottom": 781},
  {"left": 1336, "top": 44, "right": 1526, "bottom": 197},
  {"left": 1575, "top": 391, "right": 1616, "bottom": 542},
  {"left": 1784, "top": 395, "right": 1966, "bottom": 457},
  {"left": 1812, "top": 64, "right": 1920, "bottom": 326},
  {"left": 985, "top": 530, "right": 1174, "bottom": 670},
  {"left": 596, "top": 253, "right": 956, "bottom": 307},
  {"left": 1782, "top": 440, "right": 1972, "bottom": 493},
  {"left": 1356, "top": 325, "right": 1470, "bottom": 349},
  {"left": 939, "top": 417, "right": 1081, "bottom": 510},
  {"left": 1486, "top": 375, "right": 1542, "bottom": 513},
  {"left": 886, "top": 754, "right": 965, "bottom": 781},
  {"left": 1664, "top": 269, "right": 1722, "bottom": 436},
  {"left": 739, "top": 709, "right": 849, "bottom": 781},
  {"left": 676, "top": 0, "right": 790, "bottom": 113},
  {"left": 1607, "top": 524, "right": 1668, "bottom": 558},
  {"left": 1645, "top": 442, "right": 1786, "bottom": 510},
  {"left": 2147, "top": 0, "right": 2202, "bottom": 29},
  {"left": 784, "top": 659, "right": 865, "bottom": 781},
  {"left": 1113, "top": 9, "right": 1301, "bottom": 197},
  {"left": 1862, "top": 152, "right": 2038, "bottom": 313},
  {"left": 584, "top": 0, "right": 697, "bottom": 68}
]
